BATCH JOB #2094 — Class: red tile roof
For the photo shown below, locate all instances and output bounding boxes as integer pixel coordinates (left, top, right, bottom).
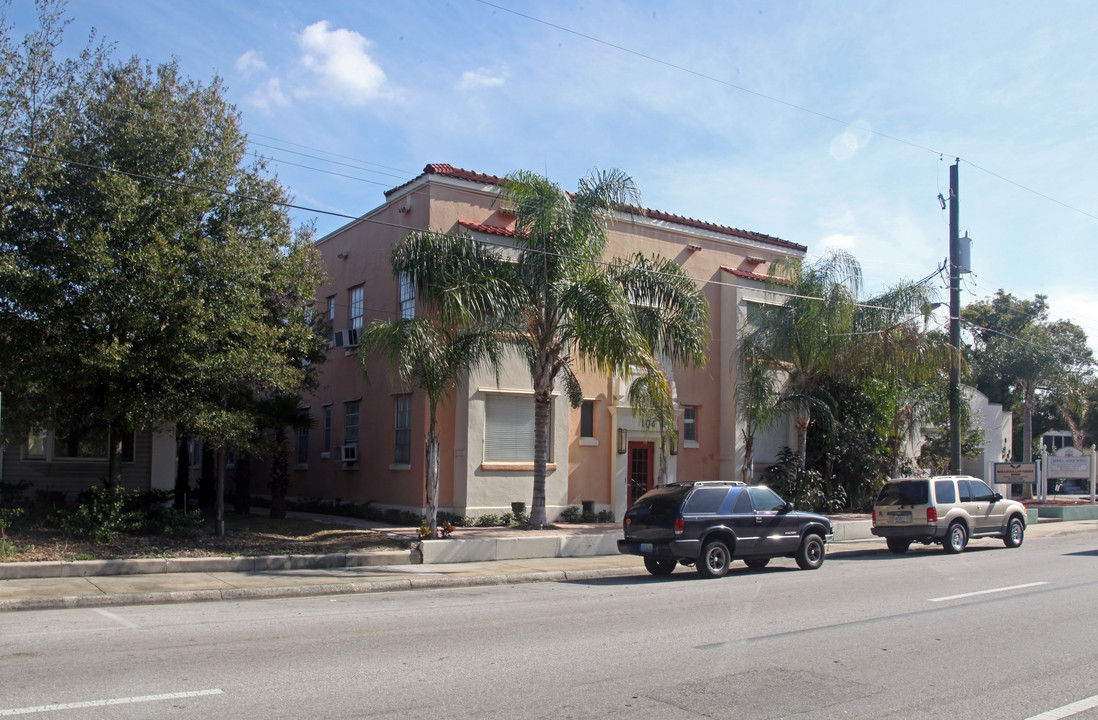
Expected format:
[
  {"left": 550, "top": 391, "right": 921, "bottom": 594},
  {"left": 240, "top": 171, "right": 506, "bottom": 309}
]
[
  {"left": 388, "top": 164, "right": 807, "bottom": 253},
  {"left": 458, "top": 220, "right": 515, "bottom": 237},
  {"left": 722, "top": 266, "right": 792, "bottom": 286}
]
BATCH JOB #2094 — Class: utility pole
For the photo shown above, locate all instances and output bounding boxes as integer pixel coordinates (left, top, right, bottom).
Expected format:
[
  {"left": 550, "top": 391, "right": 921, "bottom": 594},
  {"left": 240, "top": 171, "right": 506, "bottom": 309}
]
[{"left": 948, "top": 160, "right": 962, "bottom": 474}]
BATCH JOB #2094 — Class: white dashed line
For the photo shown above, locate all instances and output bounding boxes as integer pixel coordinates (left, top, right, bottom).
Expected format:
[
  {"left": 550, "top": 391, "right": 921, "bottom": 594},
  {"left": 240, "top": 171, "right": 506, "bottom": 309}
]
[
  {"left": 927, "top": 581, "right": 1048, "bottom": 603},
  {"left": 1024, "top": 693, "right": 1098, "bottom": 720},
  {"left": 0, "top": 689, "right": 224, "bottom": 716}
]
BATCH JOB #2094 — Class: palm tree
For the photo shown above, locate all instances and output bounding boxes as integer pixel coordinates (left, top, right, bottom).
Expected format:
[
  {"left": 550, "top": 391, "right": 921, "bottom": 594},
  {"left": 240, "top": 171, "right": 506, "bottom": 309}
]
[
  {"left": 627, "top": 364, "right": 677, "bottom": 486},
  {"left": 254, "top": 393, "right": 314, "bottom": 519},
  {"left": 735, "top": 337, "right": 781, "bottom": 483},
  {"left": 359, "top": 317, "right": 503, "bottom": 538},
  {"left": 391, "top": 169, "right": 708, "bottom": 527},
  {"left": 743, "top": 251, "right": 943, "bottom": 470}
]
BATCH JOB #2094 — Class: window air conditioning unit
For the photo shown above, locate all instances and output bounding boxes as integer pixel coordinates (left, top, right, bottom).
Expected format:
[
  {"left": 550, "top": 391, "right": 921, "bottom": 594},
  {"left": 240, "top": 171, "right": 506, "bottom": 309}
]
[
  {"left": 341, "top": 444, "right": 359, "bottom": 463},
  {"left": 332, "top": 330, "right": 346, "bottom": 348},
  {"left": 345, "top": 327, "right": 360, "bottom": 347}
]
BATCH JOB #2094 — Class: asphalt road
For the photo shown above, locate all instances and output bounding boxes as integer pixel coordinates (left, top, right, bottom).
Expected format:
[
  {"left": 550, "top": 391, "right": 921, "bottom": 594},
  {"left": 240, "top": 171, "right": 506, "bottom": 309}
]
[{"left": 2, "top": 532, "right": 1097, "bottom": 719}]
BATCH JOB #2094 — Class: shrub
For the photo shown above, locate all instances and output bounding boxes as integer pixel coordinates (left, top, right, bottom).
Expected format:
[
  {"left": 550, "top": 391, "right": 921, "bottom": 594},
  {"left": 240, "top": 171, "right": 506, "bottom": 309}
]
[
  {"left": 474, "top": 513, "right": 501, "bottom": 527},
  {"left": 0, "top": 507, "right": 25, "bottom": 538},
  {"left": 61, "top": 485, "right": 141, "bottom": 543},
  {"left": 558, "top": 506, "right": 582, "bottom": 523},
  {"left": 0, "top": 480, "right": 31, "bottom": 507},
  {"left": 596, "top": 510, "right": 614, "bottom": 522}
]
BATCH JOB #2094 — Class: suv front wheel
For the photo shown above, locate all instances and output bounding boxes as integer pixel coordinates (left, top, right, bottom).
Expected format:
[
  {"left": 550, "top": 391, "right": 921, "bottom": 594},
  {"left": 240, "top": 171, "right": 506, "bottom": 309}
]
[{"left": 698, "top": 539, "right": 731, "bottom": 578}]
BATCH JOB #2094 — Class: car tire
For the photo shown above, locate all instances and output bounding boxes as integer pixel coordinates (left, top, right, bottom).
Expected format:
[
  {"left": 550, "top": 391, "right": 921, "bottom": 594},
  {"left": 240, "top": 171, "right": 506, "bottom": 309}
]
[
  {"left": 697, "top": 540, "right": 731, "bottom": 578},
  {"left": 796, "top": 534, "right": 825, "bottom": 570},
  {"left": 943, "top": 522, "right": 968, "bottom": 554},
  {"left": 744, "top": 557, "right": 770, "bottom": 569},
  {"left": 643, "top": 557, "right": 677, "bottom": 576},
  {"left": 886, "top": 538, "right": 911, "bottom": 555},
  {"left": 1003, "top": 516, "right": 1025, "bottom": 548}
]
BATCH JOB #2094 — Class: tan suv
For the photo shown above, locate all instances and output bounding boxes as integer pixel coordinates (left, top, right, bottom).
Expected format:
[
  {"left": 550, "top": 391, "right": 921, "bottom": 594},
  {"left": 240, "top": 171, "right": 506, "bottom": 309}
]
[{"left": 872, "top": 476, "right": 1027, "bottom": 554}]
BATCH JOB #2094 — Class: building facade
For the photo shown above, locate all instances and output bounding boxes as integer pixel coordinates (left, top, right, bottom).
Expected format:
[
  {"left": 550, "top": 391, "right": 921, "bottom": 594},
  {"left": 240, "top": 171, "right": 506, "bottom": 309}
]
[{"left": 293, "top": 164, "right": 806, "bottom": 521}]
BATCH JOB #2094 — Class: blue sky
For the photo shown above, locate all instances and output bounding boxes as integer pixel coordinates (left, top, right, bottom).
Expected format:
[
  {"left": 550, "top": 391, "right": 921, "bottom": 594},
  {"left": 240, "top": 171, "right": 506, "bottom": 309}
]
[{"left": 10, "top": 1, "right": 1098, "bottom": 347}]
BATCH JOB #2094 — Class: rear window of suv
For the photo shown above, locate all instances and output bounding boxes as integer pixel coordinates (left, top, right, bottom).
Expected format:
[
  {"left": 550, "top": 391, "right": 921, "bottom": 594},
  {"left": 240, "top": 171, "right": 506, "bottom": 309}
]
[
  {"left": 877, "top": 481, "right": 929, "bottom": 506},
  {"left": 628, "top": 485, "right": 691, "bottom": 512},
  {"left": 682, "top": 487, "right": 730, "bottom": 514}
]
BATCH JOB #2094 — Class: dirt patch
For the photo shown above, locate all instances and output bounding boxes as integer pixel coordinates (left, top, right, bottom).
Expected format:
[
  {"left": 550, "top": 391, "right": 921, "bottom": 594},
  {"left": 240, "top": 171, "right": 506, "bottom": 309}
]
[{"left": 0, "top": 517, "right": 408, "bottom": 563}]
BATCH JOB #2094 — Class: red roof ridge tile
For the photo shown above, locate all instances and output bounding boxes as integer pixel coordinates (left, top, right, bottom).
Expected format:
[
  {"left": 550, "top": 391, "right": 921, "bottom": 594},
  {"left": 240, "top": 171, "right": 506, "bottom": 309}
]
[{"left": 388, "top": 164, "right": 807, "bottom": 254}]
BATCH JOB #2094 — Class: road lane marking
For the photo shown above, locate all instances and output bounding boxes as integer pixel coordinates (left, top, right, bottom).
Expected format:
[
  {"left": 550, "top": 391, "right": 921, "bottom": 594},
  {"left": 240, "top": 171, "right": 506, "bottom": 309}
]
[
  {"left": 1025, "top": 693, "right": 1098, "bottom": 720},
  {"left": 928, "top": 582, "right": 1048, "bottom": 603},
  {"left": 0, "top": 689, "right": 224, "bottom": 716}
]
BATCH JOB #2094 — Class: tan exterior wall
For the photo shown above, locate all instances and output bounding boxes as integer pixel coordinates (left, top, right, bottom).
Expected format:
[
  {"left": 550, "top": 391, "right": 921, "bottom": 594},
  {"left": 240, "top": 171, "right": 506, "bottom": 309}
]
[{"left": 294, "top": 166, "right": 805, "bottom": 520}]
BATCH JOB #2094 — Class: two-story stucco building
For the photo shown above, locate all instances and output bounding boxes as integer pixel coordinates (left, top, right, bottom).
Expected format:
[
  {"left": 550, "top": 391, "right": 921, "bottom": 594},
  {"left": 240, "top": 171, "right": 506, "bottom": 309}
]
[{"left": 292, "top": 164, "right": 805, "bottom": 521}]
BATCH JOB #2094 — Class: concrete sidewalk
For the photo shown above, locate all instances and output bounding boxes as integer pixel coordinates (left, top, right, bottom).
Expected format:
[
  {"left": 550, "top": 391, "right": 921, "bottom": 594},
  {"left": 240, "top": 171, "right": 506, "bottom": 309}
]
[{"left": 0, "top": 518, "right": 1091, "bottom": 613}]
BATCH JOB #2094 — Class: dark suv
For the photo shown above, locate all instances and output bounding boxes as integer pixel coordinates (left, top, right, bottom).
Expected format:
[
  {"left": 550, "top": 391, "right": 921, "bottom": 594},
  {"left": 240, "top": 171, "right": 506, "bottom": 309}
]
[{"left": 617, "top": 481, "right": 834, "bottom": 578}]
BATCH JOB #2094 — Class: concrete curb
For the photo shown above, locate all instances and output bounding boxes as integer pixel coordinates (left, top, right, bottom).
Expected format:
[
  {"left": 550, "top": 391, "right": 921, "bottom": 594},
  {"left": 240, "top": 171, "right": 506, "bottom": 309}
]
[
  {"left": 0, "top": 566, "right": 643, "bottom": 612},
  {"left": 0, "top": 550, "right": 420, "bottom": 581}
]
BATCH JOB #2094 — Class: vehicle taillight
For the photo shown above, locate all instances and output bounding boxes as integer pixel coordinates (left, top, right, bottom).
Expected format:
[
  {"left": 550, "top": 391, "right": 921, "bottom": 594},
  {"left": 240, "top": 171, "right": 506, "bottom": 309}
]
[
  {"left": 674, "top": 517, "right": 684, "bottom": 535},
  {"left": 927, "top": 507, "right": 938, "bottom": 523},
  {"left": 871, "top": 512, "right": 876, "bottom": 528}
]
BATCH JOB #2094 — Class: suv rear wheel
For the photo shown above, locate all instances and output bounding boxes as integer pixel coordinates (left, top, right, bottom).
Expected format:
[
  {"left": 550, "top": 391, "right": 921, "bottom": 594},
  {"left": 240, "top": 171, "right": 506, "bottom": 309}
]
[
  {"left": 886, "top": 538, "right": 911, "bottom": 555},
  {"left": 796, "top": 533, "right": 826, "bottom": 570},
  {"left": 697, "top": 539, "right": 731, "bottom": 578},
  {"left": 643, "top": 557, "right": 677, "bottom": 576},
  {"left": 943, "top": 521, "right": 968, "bottom": 554}
]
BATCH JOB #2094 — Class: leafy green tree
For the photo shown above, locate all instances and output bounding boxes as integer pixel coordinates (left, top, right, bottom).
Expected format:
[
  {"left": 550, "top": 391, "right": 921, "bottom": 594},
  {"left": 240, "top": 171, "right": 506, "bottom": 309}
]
[
  {"left": 742, "top": 251, "right": 942, "bottom": 470},
  {"left": 0, "top": 7, "right": 327, "bottom": 531},
  {"left": 390, "top": 170, "right": 708, "bottom": 526},
  {"left": 359, "top": 311, "right": 503, "bottom": 539}
]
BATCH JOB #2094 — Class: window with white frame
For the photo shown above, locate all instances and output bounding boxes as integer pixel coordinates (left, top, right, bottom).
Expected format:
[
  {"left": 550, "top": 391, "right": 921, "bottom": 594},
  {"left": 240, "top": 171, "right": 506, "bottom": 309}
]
[
  {"left": 24, "top": 431, "right": 47, "bottom": 460},
  {"left": 49, "top": 425, "right": 135, "bottom": 461},
  {"left": 580, "top": 400, "right": 595, "bottom": 438},
  {"left": 683, "top": 406, "right": 698, "bottom": 444},
  {"left": 345, "top": 402, "right": 360, "bottom": 445},
  {"left": 348, "top": 285, "right": 363, "bottom": 344},
  {"left": 484, "top": 394, "right": 545, "bottom": 462},
  {"left": 327, "top": 296, "right": 336, "bottom": 345},
  {"left": 394, "top": 394, "right": 411, "bottom": 464},
  {"left": 399, "top": 272, "right": 415, "bottom": 320}
]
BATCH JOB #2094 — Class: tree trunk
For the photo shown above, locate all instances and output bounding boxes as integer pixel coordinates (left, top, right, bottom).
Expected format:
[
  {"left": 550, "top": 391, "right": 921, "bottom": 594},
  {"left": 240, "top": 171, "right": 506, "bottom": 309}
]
[
  {"left": 107, "top": 424, "right": 123, "bottom": 489},
  {"left": 530, "top": 389, "right": 553, "bottom": 528},
  {"left": 425, "top": 409, "right": 440, "bottom": 539},
  {"left": 174, "top": 432, "right": 190, "bottom": 510},
  {"left": 741, "top": 431, "right": 755, "bottom": 484},
  {"left": 796, "top": 409, "right": 811, "bottom": 470},
  {"left": 1022, "top": 383, "right": 1034, "bottom": 499}
]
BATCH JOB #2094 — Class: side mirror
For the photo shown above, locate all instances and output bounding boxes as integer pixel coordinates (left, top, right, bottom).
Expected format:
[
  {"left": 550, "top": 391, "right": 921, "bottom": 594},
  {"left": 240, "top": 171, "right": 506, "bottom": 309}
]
[
  {"left": 780, "top": 502, "right": 794, "bottom": 513},
  {"left": 993, "top": 493, "right": 1003, "bottom": 501}
]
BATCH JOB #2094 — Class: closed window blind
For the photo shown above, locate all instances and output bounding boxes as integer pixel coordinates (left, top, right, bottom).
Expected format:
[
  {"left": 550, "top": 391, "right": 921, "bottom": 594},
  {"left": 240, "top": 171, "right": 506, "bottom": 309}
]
[{"left": 484, "top": 394, "right": 545, "bottom": 462}]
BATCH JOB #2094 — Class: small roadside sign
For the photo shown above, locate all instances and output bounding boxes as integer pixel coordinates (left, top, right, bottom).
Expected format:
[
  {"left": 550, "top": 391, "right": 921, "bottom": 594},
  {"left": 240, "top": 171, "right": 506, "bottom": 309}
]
[{"left": 994, "top": 462, "right": 1038, "bottom": 485}]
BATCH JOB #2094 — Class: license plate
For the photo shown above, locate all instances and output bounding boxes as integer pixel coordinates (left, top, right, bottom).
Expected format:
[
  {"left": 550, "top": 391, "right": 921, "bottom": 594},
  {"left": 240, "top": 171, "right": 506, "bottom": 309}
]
[
  {"left": 640, "top": 543, "right": 654, "bottom": 553},
  {"left": 890, "top": 512, "right": 911, "bottom": 524}
]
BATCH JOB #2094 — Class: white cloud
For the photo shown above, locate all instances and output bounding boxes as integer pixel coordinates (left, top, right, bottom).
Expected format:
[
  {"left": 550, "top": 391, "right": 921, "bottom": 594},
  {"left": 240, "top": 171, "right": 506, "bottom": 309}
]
[
  {"left": 235, "top": 49, "right": 267, "bottom": 76},
  {"left": 457, "top": 66, "right": 508, "bottom": 90},
  {"left": 829, "top": 120, "right": 873, "bottom": 162},
  {"left": 296, "top": 21, "right": 387, "bottom": 106},
  {"left": 245, "top": 78, "right": 290, "bottom": 112},
  {"left": 820, "top": 233, "right": 856, "bottom": 251}
]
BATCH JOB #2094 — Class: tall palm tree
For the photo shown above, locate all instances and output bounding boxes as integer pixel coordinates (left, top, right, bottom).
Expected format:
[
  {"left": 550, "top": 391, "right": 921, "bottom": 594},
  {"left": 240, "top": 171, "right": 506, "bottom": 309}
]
[
  {"left": 359, "top": 317, "right": 503, "bottom": 538},
  {"left": 743, "top": 251, "right": 943, "bottom": 470},
  {"left": 735, "top": 337, "right": 781, "bottom": 484},
  {"left": 391, "top": 169, "right": 709, "bottom": 527}
]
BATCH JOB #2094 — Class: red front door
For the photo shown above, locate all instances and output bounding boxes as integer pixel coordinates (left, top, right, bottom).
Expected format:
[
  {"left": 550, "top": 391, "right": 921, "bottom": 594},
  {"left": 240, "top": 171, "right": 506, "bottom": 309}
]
[{"left": 628, "top": 441, "right": 655, "bottom": 506}]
